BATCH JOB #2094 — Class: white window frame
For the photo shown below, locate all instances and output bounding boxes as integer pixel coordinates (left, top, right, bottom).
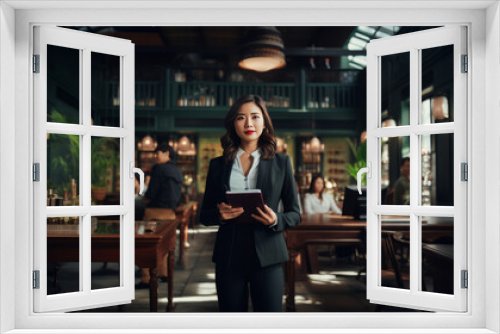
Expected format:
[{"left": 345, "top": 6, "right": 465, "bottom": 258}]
[
  {"left": 33, "top": 26, "right": 136, "bottom": 313},
  {"left": 366, "top": 26, "right": 467, "bottom": 312},
  {"left": 1, "top": 2, "right": 498, "bottom": 333}
]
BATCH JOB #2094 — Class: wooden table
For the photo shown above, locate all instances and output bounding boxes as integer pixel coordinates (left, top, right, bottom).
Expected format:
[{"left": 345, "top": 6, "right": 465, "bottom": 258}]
[
  {"left": 284, "top": 213, "right": 453, "bottom": 311},
  {"left": 47, "top": 219, "right": 179, "bottom": 312}
]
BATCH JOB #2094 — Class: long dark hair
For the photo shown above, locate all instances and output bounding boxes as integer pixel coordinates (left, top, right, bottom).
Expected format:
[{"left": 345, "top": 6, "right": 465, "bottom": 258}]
[
  {"left": 220, "top": 95, "right": 276, "bottom": 162},
  {"left": 308, "top": 175, "right": 325, "bottom": 200}
]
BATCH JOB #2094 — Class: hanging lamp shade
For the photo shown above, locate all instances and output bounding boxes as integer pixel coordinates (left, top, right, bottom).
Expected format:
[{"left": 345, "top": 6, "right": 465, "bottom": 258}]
[
  {"left": 238, "top": 27, "right": 286, "bottom": 72},
  {"left": 309, "top": 136, "right": 324, "bottom": 153},
  {"left": 178, "top": 136, "right": 191, "bottom": 152},
  {"left": 137, "top": 135, "right": 157, "bottom": 151}
]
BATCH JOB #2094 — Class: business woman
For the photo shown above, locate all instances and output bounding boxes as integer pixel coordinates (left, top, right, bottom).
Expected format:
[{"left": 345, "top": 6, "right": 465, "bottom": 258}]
[{"left": 200, "top": 94, "right": 301, "bottom": 312}]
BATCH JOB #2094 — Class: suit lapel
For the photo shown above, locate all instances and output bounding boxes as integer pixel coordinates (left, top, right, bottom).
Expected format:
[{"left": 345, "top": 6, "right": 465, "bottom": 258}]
[
  {"left": 222, "top": 158, "right": 234, "bottom": 192},
  {"left": 256, "top": 158, "right": 271, "bottom": 201}
]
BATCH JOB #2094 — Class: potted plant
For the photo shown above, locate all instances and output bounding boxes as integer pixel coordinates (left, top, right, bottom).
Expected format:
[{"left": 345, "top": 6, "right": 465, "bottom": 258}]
[
  {"left": 91, "top": 137, "right": 119, "bottom": 201},
  {"left": 346, "top": 138, "right": 367, "bottom": 186}
]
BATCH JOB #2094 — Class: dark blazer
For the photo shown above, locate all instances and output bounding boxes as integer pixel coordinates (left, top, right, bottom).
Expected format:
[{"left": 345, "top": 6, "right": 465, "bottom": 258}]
[{"left": 200, "top": 153, "right": 301, "bottom": 268}]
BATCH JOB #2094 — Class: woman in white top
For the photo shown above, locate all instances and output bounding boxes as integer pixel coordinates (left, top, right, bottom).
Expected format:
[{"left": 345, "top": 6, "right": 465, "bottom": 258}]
[{"left": 304, "top": 175, "right": 342, "bottom": 214}]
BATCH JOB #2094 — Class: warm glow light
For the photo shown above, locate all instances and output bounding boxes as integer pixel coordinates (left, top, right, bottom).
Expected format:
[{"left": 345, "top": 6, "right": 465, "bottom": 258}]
[
  {"left": 238, "top": 56, "right": 286, "bottom": 72},
  {"left": 432, "top": 95, "right": 449, "bottom": 120},
  {"left": 137, "top": 135, "right": 157, "bottom": 151},
  {"left": 309, "top": 137, "right": 324, "bottom": 153},
  {"left": 178, "top": 136, "right": 191, "bottom": 152},
  {"left": 275, "top": 137, "right": 288, "bottom": 153},
  {"left": 382, "top": 118, "right": 397, "bottom": 128},
  {"left": 238, "top": 27, "right": 286, "bottom": 72}
]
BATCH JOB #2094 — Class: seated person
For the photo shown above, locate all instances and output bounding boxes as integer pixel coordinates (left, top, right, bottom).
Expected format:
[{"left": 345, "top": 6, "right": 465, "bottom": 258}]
[{"left": 304, "top": 175, "right": 341, "bottom": 214}]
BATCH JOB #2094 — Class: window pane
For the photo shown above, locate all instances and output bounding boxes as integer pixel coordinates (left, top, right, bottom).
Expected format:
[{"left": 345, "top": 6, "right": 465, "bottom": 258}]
[
  {"left": 91, "top": 52, "right": 120, "bottom": 127},
  {"left": 92, "top": 216, "right": 121, "bottom": 290},
  {"left": 47, "top": 216, "right": 81, "bottom": 295},
  {"left": 381, "top": 136, "right": 410, "bottom": 205},
  {"left": 91, "top": 137, "right": 121, "bottom": 205},
  {"left": 421, "top": 45, "right": 454, "bottom": 124},
  {"left": 421, "top": 134, "right": 454, "bottom": 206},
  {"left": 47, "top": 45, "right": 80, "bottom": 124},
  {"left": 381, "top": 52, "right": 410, "bottom": 127},
  {"left": 421, "top": 216, "right": 454, "bottom": 294},
  {"left": 380, "top": 215, "right": 410, "bottom": 289},
  {"left": 47, "top": 134, "right": 80, "bottom": 206}
]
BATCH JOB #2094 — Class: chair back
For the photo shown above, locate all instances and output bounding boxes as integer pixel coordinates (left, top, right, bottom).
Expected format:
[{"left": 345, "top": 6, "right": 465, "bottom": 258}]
[{"left": 143, "top": 208, "right": 176, "bottom": 220}]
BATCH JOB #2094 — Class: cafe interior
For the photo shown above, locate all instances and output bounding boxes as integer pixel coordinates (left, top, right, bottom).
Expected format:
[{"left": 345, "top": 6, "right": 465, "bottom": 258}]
[{"left": 46, "top": 25, "right": 455, "bottom": 313}]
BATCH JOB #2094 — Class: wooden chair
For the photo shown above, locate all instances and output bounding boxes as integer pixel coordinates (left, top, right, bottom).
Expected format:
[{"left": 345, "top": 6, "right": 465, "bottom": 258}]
[{"left": 382, "top": 231, "right": 409, "bottom": 289}]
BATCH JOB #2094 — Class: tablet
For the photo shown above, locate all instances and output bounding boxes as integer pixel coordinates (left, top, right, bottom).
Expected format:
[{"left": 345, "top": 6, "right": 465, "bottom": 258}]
[{"left": 225, "top": 189, "right": 265, "bottom": 224}]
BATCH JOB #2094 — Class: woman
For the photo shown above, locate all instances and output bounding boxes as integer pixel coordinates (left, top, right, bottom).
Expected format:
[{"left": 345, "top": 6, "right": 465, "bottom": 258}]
[
  {"left": 304, "top": 175, "right": 342, "bottom": 214},
  {"left": 200, "top": 94, "right": 301, "bottom": 312}
]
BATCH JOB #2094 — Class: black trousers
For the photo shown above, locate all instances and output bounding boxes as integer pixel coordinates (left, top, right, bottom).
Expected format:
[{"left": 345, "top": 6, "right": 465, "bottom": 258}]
[{"left": 215, "top": 262, "right": 284, "bottom": 312}]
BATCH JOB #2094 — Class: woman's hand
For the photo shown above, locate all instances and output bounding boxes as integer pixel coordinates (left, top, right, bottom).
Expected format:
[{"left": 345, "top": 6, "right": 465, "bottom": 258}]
[
  {"left": 252, "top": 205, "right": 277, "bottom": 226},
  {"left": 218, "top": 202, "right": 244, "bottom": 221}
]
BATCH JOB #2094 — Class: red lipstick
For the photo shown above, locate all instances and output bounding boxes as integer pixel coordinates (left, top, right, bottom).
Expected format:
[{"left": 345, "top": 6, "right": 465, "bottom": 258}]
[{"left": 244, "top": 130, "right": 255, "bottom": 135}]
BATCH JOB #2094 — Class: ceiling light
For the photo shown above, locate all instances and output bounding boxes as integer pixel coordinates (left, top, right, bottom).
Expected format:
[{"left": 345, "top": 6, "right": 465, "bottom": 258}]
[{"left": 238, "top": 27, "right": 286, "bottom": 72}]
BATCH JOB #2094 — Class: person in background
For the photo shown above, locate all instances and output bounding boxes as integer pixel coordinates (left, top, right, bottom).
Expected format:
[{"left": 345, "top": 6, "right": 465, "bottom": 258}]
[
  {"left": 200, "top": 94, "right": 300, "bottom": 312},
  {"left": 304, "top": 175, "right": 342, "bottom": 214},
  {"left": 144, "top": 143, "right": 183, "bottom": 210},
  {"left": 143, "top": 171, "right": 151, "bottom": 194},
  {"left": 137, "top": 143, "right": 183, "bottom": 289},
  {"left": 134, "top": 174, "right": 146, "bottom": 220},
  {"left": 393, "top": 157, "right": 410, "bottom": 205}
]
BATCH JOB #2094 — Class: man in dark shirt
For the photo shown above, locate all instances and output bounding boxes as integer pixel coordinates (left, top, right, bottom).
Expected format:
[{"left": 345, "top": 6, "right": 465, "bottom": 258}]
[
  {"left": 145, "top": 143, "right": 183, "bottom": 209},
  {"left": 137, "top": 143, "right": 183, "bottom": 288}
]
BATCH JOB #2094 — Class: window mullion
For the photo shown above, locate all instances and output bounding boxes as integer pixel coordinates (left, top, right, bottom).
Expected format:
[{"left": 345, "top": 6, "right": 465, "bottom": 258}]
[
  {"left": 409, "top": 47, "right": 420, "bottom": 294},
  {"left": 82, "top": 47, "right": 92, "bottom": 295}
]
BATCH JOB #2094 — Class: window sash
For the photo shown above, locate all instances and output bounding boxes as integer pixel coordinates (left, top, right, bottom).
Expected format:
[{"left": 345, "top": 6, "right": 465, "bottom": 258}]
[
  {"left": 33, "top": 25, "right": 135, "bottom": 313},
  {"left": 366, "top": 26, "right": 467, "bottom": 312}
]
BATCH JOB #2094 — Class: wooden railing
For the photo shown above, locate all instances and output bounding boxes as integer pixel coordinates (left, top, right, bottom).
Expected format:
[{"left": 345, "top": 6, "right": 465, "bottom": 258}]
[
  {"left": 171, "top": 81, "right": 298, "bottom": 109},
  {"left": 106, "top": 79, "right": 358, "bottom": 110},
  {"left": 306, "top": 83, "right": 357, "bottom": 109}
]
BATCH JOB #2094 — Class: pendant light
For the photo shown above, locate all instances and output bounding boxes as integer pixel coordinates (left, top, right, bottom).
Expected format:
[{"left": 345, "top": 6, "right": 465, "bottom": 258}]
[
  {"left": 137, "top": 134, "right": 157, "bottom": 151},
  {"left": 238, "top": 27, "right": 286, "bottom": 72}
]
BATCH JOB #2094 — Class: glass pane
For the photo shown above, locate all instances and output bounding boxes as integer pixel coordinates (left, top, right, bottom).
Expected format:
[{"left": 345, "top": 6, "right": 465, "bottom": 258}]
[
  {"left": 380, "top": 215, "right": 410, "bottom": 289},
  {"left": 421, "top": 134, "right": 454, "bottom": 206},
  {"left": 91, "top": 216, "right": 121, "bottom": 290},
  {"left": 381, "top": 52, "right": 410, "bottom": 127},
  {"left": 421, "top": 45, "right": 454, "bottom": 124},
  {"left": 47, "top": 134, "right": 80, "bottom": 206},
  {"left": 47, "top": 216, "right": 81, "bottom": 295},
  {"left": 47, "top": 45, "right": 80, "bottom": 124},
  {"left": 421, "top": 216, "right": 454, "bottom": 294},
  {"left": 381, "top": 136, "right": 410, "bottom": 205},
  {"left": 91, "top": 137, "right": 120, "bottom": 205},
  {"left": 91, "top": 52, "right": 120, "bottom": 127}
]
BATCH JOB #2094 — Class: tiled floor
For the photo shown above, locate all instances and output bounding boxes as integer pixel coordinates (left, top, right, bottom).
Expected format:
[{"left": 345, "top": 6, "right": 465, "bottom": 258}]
[{"left": 72, "top": 224, "right": 417, "bottom": 313}]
